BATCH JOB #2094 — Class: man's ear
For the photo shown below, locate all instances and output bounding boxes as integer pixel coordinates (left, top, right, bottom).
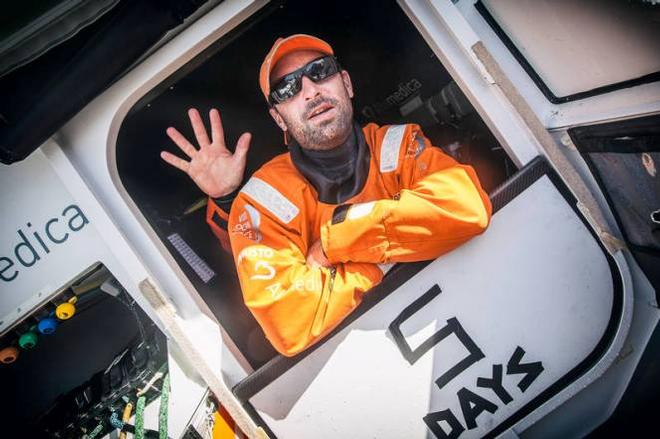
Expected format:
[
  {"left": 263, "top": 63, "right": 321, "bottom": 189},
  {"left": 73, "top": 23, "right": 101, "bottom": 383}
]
[
  {"left": 269, "top": 107, "right": 288, "bottom": 132},
  {"left": 341, "top": 70, "right": 354, "bottom": 99}
]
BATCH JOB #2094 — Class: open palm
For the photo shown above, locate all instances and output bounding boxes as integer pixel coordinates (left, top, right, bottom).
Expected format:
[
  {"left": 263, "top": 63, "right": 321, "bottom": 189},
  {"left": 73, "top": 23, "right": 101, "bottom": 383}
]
[{"left": 161, "top": 108, "right": 251, "bottom": 198}]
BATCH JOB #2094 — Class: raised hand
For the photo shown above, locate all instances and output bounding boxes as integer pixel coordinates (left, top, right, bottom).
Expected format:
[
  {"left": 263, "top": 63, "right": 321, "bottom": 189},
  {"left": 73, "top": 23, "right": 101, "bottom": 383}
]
[{"left": 161, "top": 108, "right": 251, "bottom": 198}]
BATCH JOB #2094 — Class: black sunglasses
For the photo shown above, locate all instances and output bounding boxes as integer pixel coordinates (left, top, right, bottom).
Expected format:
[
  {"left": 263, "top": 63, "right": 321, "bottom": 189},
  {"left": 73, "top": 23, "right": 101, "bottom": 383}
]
[{"left": 268, "top": 56, "right": 342, "bottom": 105}]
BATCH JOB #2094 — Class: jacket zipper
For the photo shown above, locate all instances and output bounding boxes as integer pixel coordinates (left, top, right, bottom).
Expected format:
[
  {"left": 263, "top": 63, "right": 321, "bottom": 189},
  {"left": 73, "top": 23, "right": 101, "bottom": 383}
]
[{"left": 327, "top": 266, "right": 337, "bottom": 295}]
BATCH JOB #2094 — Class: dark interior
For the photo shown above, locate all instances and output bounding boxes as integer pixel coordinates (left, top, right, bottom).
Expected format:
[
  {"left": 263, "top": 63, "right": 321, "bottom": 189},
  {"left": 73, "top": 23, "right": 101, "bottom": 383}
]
[
  {"left": 116, "top": 0, "right": 514, "bottom": 369},
  {"left": 0, "top": 265, "right": 166, "bottom": 438},
  {"left": 568, "top": 114, "right": 660, "bottom": 303}
]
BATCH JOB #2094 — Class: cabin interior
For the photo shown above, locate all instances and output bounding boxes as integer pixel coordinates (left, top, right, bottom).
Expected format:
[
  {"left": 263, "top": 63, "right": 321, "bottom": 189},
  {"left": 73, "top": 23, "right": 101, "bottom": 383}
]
[{"left": 0, "top": 264, "right": 167, "bottom": 438}]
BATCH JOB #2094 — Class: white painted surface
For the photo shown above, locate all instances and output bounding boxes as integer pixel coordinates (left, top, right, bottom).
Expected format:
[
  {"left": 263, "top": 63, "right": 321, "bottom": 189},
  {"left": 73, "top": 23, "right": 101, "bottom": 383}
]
[
  {"left": 251, "top": 177, "right": 616, "bottom": 438},
  {"left": 452, "top": 0, "right": 660, "bottom": 129},
  {"left": 481, "top": 0, "right": 660, "bottom": 98}
]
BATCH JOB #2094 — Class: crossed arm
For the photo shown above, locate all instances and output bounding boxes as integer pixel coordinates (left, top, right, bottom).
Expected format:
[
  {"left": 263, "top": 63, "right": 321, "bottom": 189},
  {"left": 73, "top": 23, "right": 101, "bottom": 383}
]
[{"left": 320, "top": 130, "right": 492, "bottom": 265}]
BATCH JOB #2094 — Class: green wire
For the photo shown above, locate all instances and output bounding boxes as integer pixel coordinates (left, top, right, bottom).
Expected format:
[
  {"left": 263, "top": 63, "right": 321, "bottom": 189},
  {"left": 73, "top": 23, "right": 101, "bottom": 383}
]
[
  {"left": 135, "top": 395, "right": 146, "bottom": 439},
  {"left": 159, "top": 373, "right": 170, "bottom": 439}
]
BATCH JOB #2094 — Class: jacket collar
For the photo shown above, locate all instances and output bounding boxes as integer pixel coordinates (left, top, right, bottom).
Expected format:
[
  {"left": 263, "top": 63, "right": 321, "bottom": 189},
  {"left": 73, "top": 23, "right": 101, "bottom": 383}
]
[{"left": 288, "top": 120, "right": 371, "bottom": 204}]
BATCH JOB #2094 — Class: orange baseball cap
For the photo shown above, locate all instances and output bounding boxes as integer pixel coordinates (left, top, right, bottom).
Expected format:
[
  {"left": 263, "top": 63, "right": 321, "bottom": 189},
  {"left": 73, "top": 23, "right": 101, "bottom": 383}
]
[{"left": 259, "top": 34, "right": 334, "bottom": 102}]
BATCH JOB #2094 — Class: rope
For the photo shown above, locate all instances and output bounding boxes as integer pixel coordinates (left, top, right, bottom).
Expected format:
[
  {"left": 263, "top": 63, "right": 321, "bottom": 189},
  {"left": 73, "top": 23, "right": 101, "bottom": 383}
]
[
  {"left": 109, "top": 411, "right": 124, "bottom": 430},
  {"left": 137, "top": 370, "right": 163, "bottom": 397},
  {"left": 135, "top": 365, "right": 168, "bottom": 439},
  {"left": 86, "top": 421, "right": 104, "bottom": 439},
  {"left": 158, "top": 373, "right": 170, "bottom": 439},
  {"left": 135, "top": 395, "right": 147, "bottom": 439},
  {"left": 80, "top": 365, "right": 168, "bottom": 439}
]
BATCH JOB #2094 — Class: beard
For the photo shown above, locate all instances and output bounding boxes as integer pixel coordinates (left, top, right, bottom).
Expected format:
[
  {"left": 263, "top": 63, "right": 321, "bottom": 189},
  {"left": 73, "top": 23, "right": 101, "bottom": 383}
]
[{"left": 283, "top": 94, "right": 354, "bottom": 151}]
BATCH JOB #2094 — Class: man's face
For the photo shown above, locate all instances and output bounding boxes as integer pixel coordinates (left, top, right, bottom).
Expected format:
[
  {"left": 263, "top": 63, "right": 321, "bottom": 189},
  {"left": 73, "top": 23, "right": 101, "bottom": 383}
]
[{"left": 269, "top": 50, "right": 354, "bottom": 151}]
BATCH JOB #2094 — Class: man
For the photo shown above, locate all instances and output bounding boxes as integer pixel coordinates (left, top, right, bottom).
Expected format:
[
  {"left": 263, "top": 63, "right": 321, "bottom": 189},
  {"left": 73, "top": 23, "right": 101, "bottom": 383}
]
[{"left": 161, "top": 34, "right": 492, "bottom": 356}]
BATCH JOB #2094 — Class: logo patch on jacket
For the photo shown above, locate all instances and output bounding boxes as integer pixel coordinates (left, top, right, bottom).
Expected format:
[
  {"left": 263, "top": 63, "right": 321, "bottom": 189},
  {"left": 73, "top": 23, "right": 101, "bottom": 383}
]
[
  {"left": 231, "top": 204, "right": 262, "bottom": 242},
  {"left": 407, "top": 133, "right": 426, "bottom": 158}
]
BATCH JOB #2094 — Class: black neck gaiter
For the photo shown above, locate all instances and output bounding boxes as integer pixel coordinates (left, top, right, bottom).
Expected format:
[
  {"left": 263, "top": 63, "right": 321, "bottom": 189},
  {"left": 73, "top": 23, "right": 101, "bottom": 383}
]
[{"left": 289, "top": 121, "right": 371, "bottom": 204}]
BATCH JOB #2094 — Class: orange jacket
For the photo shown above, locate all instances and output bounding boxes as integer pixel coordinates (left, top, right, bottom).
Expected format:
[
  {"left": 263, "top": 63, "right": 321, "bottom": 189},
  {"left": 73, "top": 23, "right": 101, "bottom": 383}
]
[{"left": 206, "top": 123, "right": 491, "bottom": 356}]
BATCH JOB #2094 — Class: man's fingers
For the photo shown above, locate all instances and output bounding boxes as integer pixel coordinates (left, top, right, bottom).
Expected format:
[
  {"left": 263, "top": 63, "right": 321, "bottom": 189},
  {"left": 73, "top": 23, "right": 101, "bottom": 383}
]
[
  {"left": 306, "top": 250, "right": 321, "bottom": 268},
  {"left": 306, "top": 240, "right": 332, "bottom": 268},
  {"left": 188, "top": 108, "right": 211, "bottom": 148},
  {"left": 166, "top": 127, "right": 197, "bottom": 158},
  {"left": 234, "top": 132, "right": 252, "bottom": 161},
  {"left": 306, "top": 253, "right": 331, "bottom": 269},
  {"left": 209, "top": 108, "right": 227, "bottom": 148},
  {"left": 160, "top": 151, "right": 190, "bottom": 173}
]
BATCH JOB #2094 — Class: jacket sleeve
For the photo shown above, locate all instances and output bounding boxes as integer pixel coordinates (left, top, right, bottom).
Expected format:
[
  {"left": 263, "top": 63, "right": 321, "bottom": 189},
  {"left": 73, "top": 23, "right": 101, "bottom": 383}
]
[
  {"left": 206, "top": 197, "right": 232, "bottom": 253},
  {"left": 209, "top": 188, "right": 384, "bottom": 357},
  {"left": 320, "top": 125, "right": 492, "bottom": 264}
]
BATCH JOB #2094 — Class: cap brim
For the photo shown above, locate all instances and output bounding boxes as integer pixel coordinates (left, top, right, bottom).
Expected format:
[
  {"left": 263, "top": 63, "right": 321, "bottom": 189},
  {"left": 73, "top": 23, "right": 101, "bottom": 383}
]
[{"left": 259, "top": 34, "right": 334, "bottom": 101}]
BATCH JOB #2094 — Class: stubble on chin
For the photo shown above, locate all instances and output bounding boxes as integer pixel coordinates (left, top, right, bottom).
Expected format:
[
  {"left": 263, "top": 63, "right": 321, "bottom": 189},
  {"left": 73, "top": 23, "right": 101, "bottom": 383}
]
[{"left": 290, "top": 102, "right": 353, "bottom": 151}]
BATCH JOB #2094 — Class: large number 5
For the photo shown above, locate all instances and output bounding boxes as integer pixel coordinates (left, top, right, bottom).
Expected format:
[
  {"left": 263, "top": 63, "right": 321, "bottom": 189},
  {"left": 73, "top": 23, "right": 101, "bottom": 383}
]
[{"left": 388, "top": 284, "right": 484, "bottom": 389}]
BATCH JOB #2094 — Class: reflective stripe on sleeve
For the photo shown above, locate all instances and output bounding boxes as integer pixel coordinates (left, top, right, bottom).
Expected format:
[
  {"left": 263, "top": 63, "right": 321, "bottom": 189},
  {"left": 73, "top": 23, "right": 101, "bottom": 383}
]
[
  {"left": 380, "top": 124, "right": 406, "bottom": 172},
  {"left": 240, "top": 177, "right": 300, "bottom": 224}
]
